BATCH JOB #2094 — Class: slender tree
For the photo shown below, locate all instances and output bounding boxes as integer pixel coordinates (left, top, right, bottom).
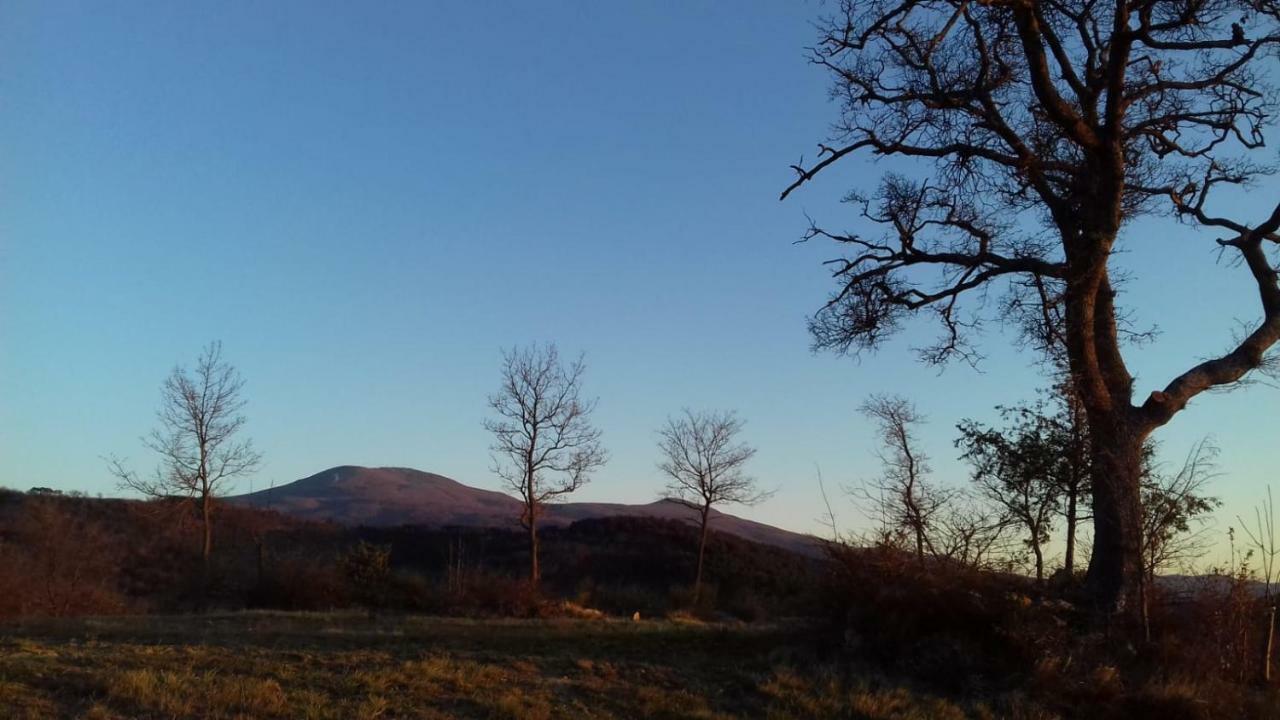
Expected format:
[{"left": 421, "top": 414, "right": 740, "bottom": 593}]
[
  {"left": 932, "top": 492, "right": 1011, "bottom": 570},
  {"left": 859, "top": 395, "right": 953, "bottom": 562},
  {"left": 484, "top": 344, "right": 606, "bottom": 585},
  {"left": 958, "top": 412, "right": 1063, "bottom": 581},
  {"left": 109, "top": 341, "right": 261, "bottom": 586},
  {"left": 656, "top": 409, "right": 765, "bottom": 604},
  {"left": 1050, "top": 380, "right": 1093, "bottom": 576},
  {"left": 1239, "top": 486, "right": 1280, "bottom": 599},
  {"left": 1142, "top": 439, "right": 1221, "bottom": 582},
  {"left": 784, "top": 0, "right": 1280, "bottom": 615}
]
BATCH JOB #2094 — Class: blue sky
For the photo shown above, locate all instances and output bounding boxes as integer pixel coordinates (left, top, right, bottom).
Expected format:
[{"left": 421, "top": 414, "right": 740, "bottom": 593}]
[{"left": 1, "top": 1, "right": 1275, "bottom": 559}]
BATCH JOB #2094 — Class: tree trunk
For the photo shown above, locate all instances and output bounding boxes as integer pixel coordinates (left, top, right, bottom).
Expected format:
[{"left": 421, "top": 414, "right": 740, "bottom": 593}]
[
  {"left": 528, "top": 518, "right": 540, "bottom": 585},
  {"left": 1264, "top": 605, "right": 1275, "bottom": 683},
  {"left": 1084, "top": 423, "right": 1146, "bottom": 617},
  {"left": 201, "top": 494, "right": 213, "bottom": 607},
  {"left": 693, "top": 507, "right": 710, "bottom": 605},
  {"left": 202, "top": 497, "right": 213, "bottom": 569},
  {"left": 1032, "top": 540, "right": 1045, "bottom": 583},
  {"left": 1063, "top": 246, "right": 1144, "bottom": 619},
  {"left": 1064, "top": 488, "right": 1078, "bottom": 576}
]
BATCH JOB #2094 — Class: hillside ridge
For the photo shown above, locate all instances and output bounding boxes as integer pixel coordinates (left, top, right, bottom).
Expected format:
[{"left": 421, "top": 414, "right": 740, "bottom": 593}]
[{"left": 228, "top": 465, "right": 820, "bottom": 555}]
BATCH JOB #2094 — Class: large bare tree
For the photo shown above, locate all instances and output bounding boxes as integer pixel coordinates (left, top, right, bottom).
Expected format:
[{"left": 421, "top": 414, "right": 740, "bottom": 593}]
[
  {"left": 484, "top": 344, "right": 607, "bottom": 585},
  {"left": 784, "top": 0, "right": 1280, "bottom": 614},
  {"left": 656, "top": 409, "right": 765, "bottom": 604},
  {"left": 109, "top": 341, "right": 262, "bottom": 581}
]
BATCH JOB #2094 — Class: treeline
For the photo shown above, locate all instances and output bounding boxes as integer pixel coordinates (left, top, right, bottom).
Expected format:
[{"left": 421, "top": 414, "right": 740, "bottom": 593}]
[
  {"left": 103, "top": 341, "right": 774, "bottom": 610},
  {"left": 840, "top": 388, "right": 1223, "bottom": 591},
  {"left": 0, "top": 488, "right": 819, "bottom": 620}
]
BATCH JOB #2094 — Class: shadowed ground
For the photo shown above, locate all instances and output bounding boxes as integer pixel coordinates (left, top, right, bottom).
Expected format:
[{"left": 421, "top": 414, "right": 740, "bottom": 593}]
[{"left": 0, "top": 612, "right": 992, "bottom": 719}]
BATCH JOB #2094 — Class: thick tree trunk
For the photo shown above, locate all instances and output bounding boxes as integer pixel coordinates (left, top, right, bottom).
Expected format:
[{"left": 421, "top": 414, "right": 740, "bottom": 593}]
[
  {"left": 1062, "top": 227, "right": 1145, "bottom": 618},
  {"left": 1032, "top": 540, "right": 1045, "bottom": 583},
  {"left": 1084, "top": 421, "right": 1146, "bottom": 616},
  {"left": 694, "top": 507, "right": 710, "bottom": 605}
]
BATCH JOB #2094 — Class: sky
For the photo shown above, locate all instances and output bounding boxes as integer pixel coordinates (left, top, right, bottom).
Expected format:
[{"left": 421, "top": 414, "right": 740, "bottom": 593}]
[{"left": 1, "top": 1, "right": 1276, "bottom": 563}]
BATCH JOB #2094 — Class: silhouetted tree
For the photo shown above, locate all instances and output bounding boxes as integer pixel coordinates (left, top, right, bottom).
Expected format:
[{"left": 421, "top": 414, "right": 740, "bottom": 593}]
[
  {"left": 484, "top": 343, "right": 606, "bottom": 585},
  {"left": 958, "top": 413, "right": 1062, "bottom": 582},
  {"left": 108, "top": 341, "right": 261, "bottom": 586},
  {"left": 932, "top": 492, "right": 1011, "bottom": 569},
  {"left": 1239, "top": 486, "right": 1280, "bottom": 599},
  {"left": 784, "top": 0, "right": 1280, "bottom": 615},
  {"left": 859, "top": 395, "right": 954, "bottom": 562},
  {"left": 957, "top": 389, "right": 1096, "bottom": 581},
  {"left": 1142, "top": 439, "right": 1221, "bottom": 582},
  {"left": 656, "top": 409, "right": 765, "bottom": 604}
]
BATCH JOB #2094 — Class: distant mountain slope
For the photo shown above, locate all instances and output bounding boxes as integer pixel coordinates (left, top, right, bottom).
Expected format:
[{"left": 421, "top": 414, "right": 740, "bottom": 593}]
[{"left": 228, "top": 466, "right": 821, "bottom": 556}]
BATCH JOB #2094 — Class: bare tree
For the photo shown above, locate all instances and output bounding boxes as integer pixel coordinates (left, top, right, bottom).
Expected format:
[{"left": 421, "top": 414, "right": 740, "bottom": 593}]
[
  {"left": 783, "top": 0, "right": 1280, "bottom": 615},
  {"left": 484, "top": 343, "right": 606, "bottom": 585},
  {"left": 108, "top": 341, "right": 261, "bottom": 583},
  {"left": 1142, "top": 439, "right": 1221, "bottom": 582},
  {"left": 1239, "top": 486, "right": 1280, "bottom": 599},
  {"left": 859, "top": 395, "right": 953, "bottom": 563},
  {"left": 657, "top": 409, "right": 765, "bottom": 604},
  {"left": 1238, "top": 486, "right": 1280, "bottom": 682},
  {"left": 932, "top": 492, "right": 1011, "bottom": 570}
]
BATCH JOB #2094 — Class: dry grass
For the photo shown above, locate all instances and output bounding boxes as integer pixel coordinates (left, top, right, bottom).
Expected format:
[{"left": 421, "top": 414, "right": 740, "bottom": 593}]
[{"left": 0, "top": 611, "right": 995, "bottom": 719}]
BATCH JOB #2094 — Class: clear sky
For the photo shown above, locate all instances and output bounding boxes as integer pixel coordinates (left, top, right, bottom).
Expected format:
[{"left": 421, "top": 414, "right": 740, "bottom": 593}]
[{"left": 1, "top": 1, "right": 1275, "bottom": 561}]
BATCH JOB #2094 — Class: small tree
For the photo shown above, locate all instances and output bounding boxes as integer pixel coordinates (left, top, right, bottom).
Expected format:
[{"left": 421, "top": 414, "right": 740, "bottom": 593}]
[
  {"left": 484, "top": 343, "right": 606, "bottom": 585},
  {"left": 1032, "top": 378, "right": 1095, "bottom": 577},
  {"left": 958, "top": 406, "right": 1070, "bottom": 582},
  {"left": 1239, "top": 486, "right": 1280, "bottom": 600},
  {"left": 109, "top": 341, "right": 261, "bottom": 585},
  {"left": 1238, "top": 486, "right": 1280, "bottom": 682},
  {"left": 932, "top": 492, "right": 1010, "bottom": 570},
  {"left": 859, "top": 395, "right": 953, "bottom": 562},
  {"left": 340, "top": 541, "right": 393, "bottom": 613},
  {"left": 656, "top": 409, "right": 765, "bottom": 605},
  {"left": 1142, "top": 439, "right": 1221, "bottom": 582}
]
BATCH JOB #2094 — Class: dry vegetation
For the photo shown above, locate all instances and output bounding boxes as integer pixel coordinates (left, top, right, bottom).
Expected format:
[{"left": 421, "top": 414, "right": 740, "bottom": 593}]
[{"left": 2, "top": 612, "right": 1014, "bottom": 720}]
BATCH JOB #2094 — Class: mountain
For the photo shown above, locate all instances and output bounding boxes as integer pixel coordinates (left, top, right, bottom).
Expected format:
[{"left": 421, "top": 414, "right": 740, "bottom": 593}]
[{"left": 228, "top": 466, "right": 821, "bottom": 556}]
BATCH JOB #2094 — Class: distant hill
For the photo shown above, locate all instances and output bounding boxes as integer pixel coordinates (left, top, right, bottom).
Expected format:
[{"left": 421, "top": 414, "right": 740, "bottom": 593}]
[{"left": 228, "top": 466, "right": 821, "bottom": 556}]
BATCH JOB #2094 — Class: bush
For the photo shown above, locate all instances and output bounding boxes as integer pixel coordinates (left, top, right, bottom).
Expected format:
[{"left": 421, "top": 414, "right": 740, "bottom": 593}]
[
  {"left": 724, "top": 589, "right": 768, "bottom": 623},
  {"left": 817, "top": 539, "right": 1280, "bottom": 718},
  {"left": 0, "top": 496, "right": 129, "bottom": 616},
  {"left": 448, "top": 574, "right": 542, "bottom": 617},
  {"left": 249, "top": 555, "right": 350, "bottom": 611},
  {"left": 339, "top": 541, "right": 393, "bottom": 610}
]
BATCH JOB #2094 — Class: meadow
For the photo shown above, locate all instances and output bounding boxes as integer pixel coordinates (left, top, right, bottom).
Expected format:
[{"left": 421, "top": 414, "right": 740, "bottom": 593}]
[{"left": 0, "top": 611, "right": 1017, "bottom": 720}]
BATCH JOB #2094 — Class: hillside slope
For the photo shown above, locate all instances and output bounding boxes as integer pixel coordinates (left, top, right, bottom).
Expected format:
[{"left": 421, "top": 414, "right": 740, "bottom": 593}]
[{"left": 228, "top": 466, "right": 820, "bottom": 555}]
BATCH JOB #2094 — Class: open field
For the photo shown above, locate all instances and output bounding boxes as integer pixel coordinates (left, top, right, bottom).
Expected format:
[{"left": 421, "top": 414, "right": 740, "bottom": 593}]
[{"left": 0, "top": 612, "right": 1009, "bottom": 720}]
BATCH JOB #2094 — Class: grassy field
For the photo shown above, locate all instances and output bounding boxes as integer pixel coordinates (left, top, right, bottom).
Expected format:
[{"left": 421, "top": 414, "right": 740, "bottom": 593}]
[{"left": 0, "top": 611, "right": 1012, "bottom": 720}]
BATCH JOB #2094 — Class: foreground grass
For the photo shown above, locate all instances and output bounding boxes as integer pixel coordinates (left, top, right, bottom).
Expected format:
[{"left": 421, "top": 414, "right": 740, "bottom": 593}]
[{"left": 0, "top": 611, "right": 1025, "bottom": 719}]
